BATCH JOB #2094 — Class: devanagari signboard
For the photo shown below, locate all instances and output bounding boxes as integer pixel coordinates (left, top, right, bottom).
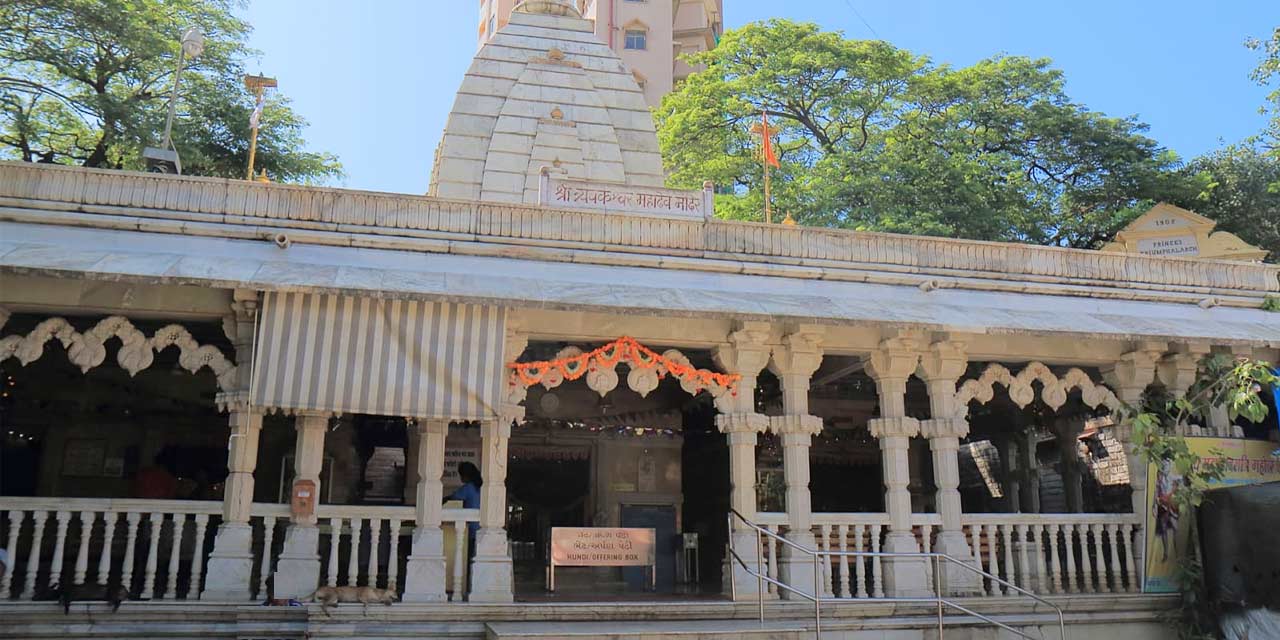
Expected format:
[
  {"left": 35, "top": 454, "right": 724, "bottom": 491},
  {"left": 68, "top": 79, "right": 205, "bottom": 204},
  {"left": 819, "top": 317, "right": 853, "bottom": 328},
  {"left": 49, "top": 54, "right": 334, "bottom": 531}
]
[
  {"left": 539, "top": 174, "right": 713, "bottom": 220},
  {"left": 548, "top": 527, "right": 656, "bottom": 591}
]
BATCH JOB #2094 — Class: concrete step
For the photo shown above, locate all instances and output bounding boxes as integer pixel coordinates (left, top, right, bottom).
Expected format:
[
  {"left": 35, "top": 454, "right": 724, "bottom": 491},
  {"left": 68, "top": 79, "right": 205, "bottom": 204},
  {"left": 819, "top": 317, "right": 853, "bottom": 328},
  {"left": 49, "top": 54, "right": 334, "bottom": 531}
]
[{"left": 485, "top": 620, "right": 809, "bottom": 640}]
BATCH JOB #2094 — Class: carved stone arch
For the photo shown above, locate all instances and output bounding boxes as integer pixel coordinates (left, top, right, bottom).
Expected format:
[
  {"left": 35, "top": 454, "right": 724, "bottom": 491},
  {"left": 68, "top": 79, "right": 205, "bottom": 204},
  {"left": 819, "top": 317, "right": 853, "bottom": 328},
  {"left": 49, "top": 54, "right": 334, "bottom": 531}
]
[
  {"left": 0, "top": 314, "right": 238, "bottom": 391},
  {"left": 953, "top": 361, "right": 1119, "bottom": 417}
]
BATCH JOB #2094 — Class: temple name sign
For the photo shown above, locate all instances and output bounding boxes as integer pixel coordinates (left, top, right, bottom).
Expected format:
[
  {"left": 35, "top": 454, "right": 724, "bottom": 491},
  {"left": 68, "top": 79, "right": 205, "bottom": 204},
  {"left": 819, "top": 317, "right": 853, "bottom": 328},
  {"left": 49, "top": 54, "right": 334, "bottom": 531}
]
[
  {"left": 548, "top": 526, "right": 656, "bottom": 591},
  {"left": 539, "top": 171, "right": 714, "bottom": 220}
]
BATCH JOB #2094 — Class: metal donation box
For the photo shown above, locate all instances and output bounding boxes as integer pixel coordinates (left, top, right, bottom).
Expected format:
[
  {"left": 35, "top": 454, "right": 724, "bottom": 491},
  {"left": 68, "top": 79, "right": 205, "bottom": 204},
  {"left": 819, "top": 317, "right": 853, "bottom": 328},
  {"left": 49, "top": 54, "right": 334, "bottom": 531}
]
[{"left": 547, "top": 527, "right": 656, "bottom": 591}]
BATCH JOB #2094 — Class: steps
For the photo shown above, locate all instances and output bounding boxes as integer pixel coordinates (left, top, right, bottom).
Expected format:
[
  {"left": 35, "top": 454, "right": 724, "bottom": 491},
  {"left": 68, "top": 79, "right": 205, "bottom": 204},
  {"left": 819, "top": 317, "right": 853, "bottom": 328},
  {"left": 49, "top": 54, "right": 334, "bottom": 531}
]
[{"left": 485, "top": 620, "right": 808, "bottom": 640}]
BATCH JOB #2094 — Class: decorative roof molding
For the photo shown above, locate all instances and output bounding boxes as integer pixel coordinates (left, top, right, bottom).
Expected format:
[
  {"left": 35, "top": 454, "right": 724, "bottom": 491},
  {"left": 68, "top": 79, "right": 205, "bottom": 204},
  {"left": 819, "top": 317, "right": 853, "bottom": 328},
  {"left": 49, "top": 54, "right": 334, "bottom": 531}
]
[
  {"left": 0, "top": 310, "right": 237, "bottom": 390},
  {"left": 1, "top": 162, "right": 1276, "bottom": 303},
  {"left": 953, "top": 362, "right": 1121, "bottom": 418}
]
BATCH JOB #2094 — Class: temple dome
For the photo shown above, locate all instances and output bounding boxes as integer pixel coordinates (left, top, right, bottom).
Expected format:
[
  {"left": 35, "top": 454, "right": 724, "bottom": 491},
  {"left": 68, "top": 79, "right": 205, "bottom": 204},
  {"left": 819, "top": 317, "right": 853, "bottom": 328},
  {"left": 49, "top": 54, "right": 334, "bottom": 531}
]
[{"left": 428, "top": 6, "right": 664, "bottom": 204}]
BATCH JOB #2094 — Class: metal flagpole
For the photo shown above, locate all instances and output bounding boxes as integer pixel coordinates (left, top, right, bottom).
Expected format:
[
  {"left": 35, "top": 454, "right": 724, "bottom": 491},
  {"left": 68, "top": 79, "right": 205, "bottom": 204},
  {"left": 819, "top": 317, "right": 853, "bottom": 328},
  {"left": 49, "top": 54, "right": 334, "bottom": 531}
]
[
  {"left": 763, "top": 144, "right": 772, "bottom": 225},
  {"left": 244, "top": 74, "right": 277, "bottom": 180}
]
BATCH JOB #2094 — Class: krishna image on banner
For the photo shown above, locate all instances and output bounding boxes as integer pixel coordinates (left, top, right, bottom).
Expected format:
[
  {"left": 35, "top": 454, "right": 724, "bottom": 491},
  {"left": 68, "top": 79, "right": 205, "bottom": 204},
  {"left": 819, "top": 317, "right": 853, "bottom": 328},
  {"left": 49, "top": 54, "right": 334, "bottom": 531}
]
[{"left": 1144, "top": 437, "right": 1280, "bottom": 592}]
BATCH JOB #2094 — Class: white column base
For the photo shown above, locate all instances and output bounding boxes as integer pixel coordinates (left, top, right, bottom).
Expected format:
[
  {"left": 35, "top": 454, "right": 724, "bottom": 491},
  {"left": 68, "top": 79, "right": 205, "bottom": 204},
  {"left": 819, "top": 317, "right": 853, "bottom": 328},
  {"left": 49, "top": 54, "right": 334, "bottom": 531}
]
[
  {"left": 272, "top": 524, "right": 321, "bottom": 599},
  {"left": 468, "top": 528, "right": 512, "bottom": 603},
  {"left": 401, "top": 527, "right": 447, "bottom": 602},
  {"left": 723, "top": 530, "right": 776, "bottom": 600},
  {"left": 778, "top": 530, "right": 819, "bottom": 599},
  {"left": 934, "top": 530, "right": 983, "bottom": 596},
  {"left": 201, "top": 523, "right": 256, "bottom": 601},
  {"left": 881, "top": 531, "right": 931, "bottom": 597}
]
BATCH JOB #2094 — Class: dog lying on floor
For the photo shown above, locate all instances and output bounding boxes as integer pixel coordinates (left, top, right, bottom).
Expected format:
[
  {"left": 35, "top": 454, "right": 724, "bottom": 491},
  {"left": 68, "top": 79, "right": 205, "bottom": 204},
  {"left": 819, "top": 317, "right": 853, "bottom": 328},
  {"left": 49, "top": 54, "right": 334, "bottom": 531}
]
[
  {"left": 302, "top": 585, "right": 397, "bottom": 616},
  {"left": 46, "top": 583, "right": 130, "bottom": 614}
]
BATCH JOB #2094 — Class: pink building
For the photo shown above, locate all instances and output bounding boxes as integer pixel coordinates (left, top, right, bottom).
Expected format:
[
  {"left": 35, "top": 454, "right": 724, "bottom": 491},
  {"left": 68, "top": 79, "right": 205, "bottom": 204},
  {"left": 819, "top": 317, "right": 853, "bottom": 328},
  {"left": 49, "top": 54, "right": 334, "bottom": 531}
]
[{"left": 479, "top": 0, "right": 724, "bottom": 107}]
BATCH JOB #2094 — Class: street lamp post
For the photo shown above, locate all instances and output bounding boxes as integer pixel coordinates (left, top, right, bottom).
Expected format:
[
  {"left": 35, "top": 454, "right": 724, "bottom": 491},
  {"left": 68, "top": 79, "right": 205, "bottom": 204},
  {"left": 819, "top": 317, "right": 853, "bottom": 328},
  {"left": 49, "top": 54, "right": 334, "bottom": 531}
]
[{"left": 143, "top": 28, "right": 204, "bottom": 174}]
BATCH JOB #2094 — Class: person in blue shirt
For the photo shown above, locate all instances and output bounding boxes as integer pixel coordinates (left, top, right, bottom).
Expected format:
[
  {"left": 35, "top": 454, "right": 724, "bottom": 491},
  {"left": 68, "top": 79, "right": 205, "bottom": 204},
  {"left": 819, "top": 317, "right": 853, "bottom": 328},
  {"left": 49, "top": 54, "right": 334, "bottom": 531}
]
[{"left": 445, "top": 461, "right": 483, "bottom": 594}]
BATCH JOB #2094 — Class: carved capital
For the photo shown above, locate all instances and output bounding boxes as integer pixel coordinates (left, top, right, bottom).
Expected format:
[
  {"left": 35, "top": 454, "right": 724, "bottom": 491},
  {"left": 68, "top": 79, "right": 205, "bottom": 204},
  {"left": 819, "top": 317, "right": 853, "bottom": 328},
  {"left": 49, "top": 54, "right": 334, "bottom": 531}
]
[
  {"left": 768, "top": 325, "right": 825, "bottom": 377},
  {"left": 1156, "top": 351, "right": 1201, "bottom": 397},
  {"left": 716, "top": 412, "right": 769, "bottom": 435},
  {"left": 868, "top": 416, "right": 920, "bottom": 439},
  {"left": 919, "top": 417, "right": 969, "bottom": 440},
  {"left": 768, "top": 414, "right": 823, "bottom": 436},
  {"left": 714, "top": 321, "right": 772, "bottom": 376},
  {"left": 918, "top": 340, "right": 968, "bottom": 384},
  {"left": 1104, "top": 346, "right": 1162, "bottom": 405},
  {"left": 865, "top": 337, "right": 923, "bottom": 384}
]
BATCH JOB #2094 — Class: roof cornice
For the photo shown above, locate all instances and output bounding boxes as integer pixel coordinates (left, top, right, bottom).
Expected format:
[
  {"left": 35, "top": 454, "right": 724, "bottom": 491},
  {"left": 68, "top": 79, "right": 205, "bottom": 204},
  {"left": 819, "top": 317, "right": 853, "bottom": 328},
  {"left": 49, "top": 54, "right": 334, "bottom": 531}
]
[{"left": 1, "top": 162, "right": 1276, "bottom": 302}]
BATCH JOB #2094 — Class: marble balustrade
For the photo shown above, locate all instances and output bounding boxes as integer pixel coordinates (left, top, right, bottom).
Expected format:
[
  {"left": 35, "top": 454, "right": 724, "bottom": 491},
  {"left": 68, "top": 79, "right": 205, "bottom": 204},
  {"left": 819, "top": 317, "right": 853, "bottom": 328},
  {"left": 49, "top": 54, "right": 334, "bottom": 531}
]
[{"left": 0, "top": 498, "right": 478, "bottom": 602}]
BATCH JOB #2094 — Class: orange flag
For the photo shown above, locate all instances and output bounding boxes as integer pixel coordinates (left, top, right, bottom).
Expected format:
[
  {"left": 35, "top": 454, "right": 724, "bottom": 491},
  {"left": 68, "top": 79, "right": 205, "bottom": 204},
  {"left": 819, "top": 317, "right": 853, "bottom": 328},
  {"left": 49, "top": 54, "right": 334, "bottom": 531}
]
[{"left": 760, "top": 112, "right": 780, "bottom": 168}]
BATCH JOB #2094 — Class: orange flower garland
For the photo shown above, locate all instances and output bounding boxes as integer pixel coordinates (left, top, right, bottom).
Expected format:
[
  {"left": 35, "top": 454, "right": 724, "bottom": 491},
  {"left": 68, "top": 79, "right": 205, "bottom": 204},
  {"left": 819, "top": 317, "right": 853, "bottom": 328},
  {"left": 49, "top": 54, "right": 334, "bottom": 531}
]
[{"left": 508, "top": 336, "right": 740, "bottom": 396}]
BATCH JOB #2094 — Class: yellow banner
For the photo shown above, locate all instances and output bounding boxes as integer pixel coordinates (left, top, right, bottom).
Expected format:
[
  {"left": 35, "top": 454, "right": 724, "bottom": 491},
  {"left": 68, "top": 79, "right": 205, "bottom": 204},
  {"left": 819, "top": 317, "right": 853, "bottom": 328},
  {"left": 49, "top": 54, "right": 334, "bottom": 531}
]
[{"left": 1144, "top": 437, "right": 1280, "bottom": 592}]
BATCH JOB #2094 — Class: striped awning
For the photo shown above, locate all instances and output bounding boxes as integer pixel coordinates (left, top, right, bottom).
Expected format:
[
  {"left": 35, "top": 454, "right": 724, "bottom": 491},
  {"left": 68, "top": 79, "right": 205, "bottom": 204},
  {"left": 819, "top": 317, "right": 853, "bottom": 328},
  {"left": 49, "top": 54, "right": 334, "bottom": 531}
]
[{"left": 251, "top": 292, "right": 506, "bottom": 420}]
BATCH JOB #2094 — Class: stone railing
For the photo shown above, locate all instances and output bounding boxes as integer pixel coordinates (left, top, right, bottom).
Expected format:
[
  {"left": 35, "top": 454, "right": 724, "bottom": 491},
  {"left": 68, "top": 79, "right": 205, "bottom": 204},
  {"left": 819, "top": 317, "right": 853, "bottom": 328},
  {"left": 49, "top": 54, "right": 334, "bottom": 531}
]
[
  {"left": 2, "top": 161, "right": 1275, "bottom": 298},
  {"left": 0, "top": 498, "right": 221, "bottom": 601},
  {"left": 0, "top": 498, "right": 479, "bottom": 602},
  {"left": 752, "top": 511, "right": 1141, "bottom": 599}
]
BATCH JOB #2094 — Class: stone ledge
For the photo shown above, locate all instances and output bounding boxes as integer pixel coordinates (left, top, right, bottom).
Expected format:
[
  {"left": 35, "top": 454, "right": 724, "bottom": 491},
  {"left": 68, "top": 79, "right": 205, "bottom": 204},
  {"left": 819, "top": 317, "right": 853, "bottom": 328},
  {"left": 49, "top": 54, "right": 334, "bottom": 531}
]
[{"left": 1, "top": 161, "right": 1275, "bottom": 299}]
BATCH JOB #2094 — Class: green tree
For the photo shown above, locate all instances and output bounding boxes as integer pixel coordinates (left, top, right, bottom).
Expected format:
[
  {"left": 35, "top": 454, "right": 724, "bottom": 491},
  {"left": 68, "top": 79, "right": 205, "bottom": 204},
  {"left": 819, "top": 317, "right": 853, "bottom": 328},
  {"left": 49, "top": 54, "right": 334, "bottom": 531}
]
[
  {"left": 657, "top": 20, "right": 1195, "bottom": 247},
  {"left": 1171, "top": 144, "right": 1280, "bottom": 262},
  {"left": 1246, "top": 26, "right": 1280, "bottom": 156},
  {"left": 0, "top": 0, "right": 340, "bottom": 183}
]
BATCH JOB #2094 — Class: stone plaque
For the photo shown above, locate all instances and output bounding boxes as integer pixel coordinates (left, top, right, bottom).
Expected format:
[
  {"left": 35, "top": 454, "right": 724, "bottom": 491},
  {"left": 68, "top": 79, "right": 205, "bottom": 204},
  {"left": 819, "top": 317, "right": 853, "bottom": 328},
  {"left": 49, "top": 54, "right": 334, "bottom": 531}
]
[
  {"left": 539, "top": 174, "right": 713, "bottom": 220},
  {"left": 1136, "top": 235, "right": 1199, "bottom": 257}
]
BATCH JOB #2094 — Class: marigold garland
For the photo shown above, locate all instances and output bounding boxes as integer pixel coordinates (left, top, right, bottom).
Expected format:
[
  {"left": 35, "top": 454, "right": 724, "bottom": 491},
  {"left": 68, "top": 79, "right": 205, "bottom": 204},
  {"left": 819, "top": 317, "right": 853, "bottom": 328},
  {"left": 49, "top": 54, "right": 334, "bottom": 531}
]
[{"left": 508, "top": 336, "right": 740, "bottom": 396}]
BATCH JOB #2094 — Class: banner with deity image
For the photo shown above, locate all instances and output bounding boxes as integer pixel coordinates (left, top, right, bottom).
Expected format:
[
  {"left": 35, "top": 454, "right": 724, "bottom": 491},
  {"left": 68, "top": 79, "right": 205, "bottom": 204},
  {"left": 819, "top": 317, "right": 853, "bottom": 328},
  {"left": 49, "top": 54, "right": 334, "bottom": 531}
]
[{"left": 1144, "top": 437, "right": 1280, "bottom": 592}]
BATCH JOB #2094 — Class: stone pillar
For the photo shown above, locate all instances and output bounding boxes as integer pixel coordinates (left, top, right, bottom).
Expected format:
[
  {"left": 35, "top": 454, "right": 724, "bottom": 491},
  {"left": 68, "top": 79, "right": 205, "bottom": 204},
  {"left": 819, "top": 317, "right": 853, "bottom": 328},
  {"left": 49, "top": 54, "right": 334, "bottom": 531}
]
[
  {"left": 1158, "top": 345, "right": 1207, "bottom": 436},
  {"left": 712, "top": 321, "right": 773, "bottom": 600},
  {"left": 272, "top": 411, "right": 330, "bottom": 599},
  {"left": 917, "top": 338, "right": 982, "bottom": 595},
  {"left": 469, "top": 416, "right": 515, "bottom": 602},
  {"left": 768, "top": 326, "right": 825, "bottom": 599},
  {"left": 1208, "top": 346, "right": 1251, "bottom": 438},
  {"left": 995, "top": 436, "right": 1020, "bottom": 512},
  {"left": 865, "top": 334, "right": 930, "bottom": 597},
  {"left": 467, "top": 325, "right": 528, "bottom": 603},
  {"left": 1105, "top": 344, "right": 1161, "bottom": 592},
  {"left": 404, "top": 424, "right": 421, "bottom": 504},
  {"left": 1018, "top": 434, "right": 1041, "bottom": 514},
  {"left": 1055, "top": 418, "right": 1085, "bottom": 513},
  {"left": 402, "top": 419, "right": 449, "bottom": 602},
  {"left": 203, "top": 291, "right": 263, "bottom": 601},
  {"left": 202, "top": 398, "right": 263, "bottom": 600}
]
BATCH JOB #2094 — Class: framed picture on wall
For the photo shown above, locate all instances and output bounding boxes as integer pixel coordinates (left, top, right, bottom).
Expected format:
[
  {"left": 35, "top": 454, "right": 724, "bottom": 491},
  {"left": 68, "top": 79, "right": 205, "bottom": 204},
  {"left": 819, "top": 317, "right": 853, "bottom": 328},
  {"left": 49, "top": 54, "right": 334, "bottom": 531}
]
[{"left": 277, "top": 455, "right": 335, "bottom": 504}]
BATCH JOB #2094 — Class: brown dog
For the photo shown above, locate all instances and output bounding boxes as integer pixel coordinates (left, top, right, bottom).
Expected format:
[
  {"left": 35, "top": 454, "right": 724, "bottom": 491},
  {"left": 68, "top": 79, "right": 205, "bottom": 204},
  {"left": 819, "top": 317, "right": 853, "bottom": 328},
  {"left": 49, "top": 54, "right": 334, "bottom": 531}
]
[{"left": 303, "top": 585, "right": 396, "bottom": 616}]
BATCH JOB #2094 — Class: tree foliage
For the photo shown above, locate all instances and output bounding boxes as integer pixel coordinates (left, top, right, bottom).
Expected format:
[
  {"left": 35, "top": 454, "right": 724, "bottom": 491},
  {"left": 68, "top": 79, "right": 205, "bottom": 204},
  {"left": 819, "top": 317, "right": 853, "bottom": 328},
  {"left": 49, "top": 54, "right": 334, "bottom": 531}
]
[
  {"left": 1171, "top": 143, "right": 1280, "bottom": 262},
  {"left": 657, "top": 20, "right": 1195, "bottom": 247},
  {"left": 0, "top": 0, "right": 340, "bottom": 183},
  {"left": 1247, "top": 26, "right": 1280, "bottom": 156}
]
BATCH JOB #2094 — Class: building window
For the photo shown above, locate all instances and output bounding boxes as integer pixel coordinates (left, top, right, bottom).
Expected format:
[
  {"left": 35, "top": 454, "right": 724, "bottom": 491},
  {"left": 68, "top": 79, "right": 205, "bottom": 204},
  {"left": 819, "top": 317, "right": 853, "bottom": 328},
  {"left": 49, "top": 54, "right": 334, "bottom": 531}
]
[
  {"left": 624, "top": 29, "right": 647, "bottom": 50},
  {"left": 489, "top": 15, "right": 496, "bottom": 35}
]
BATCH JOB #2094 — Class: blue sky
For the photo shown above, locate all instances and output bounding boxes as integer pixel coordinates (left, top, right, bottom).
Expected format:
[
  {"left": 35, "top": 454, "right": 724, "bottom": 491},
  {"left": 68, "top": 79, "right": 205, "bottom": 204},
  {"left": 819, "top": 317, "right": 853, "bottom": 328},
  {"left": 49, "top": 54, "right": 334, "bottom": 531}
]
[{"left": 240, "top": 1, "right": 1277, "bottom": 194}]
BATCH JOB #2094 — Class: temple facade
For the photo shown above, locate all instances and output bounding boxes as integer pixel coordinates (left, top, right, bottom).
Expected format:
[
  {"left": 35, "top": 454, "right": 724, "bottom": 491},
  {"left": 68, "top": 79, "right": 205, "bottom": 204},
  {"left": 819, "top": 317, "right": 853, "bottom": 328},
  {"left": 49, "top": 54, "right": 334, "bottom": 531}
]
[{"left": 1, "top": 3, "right": 1277, "bottom": 639}]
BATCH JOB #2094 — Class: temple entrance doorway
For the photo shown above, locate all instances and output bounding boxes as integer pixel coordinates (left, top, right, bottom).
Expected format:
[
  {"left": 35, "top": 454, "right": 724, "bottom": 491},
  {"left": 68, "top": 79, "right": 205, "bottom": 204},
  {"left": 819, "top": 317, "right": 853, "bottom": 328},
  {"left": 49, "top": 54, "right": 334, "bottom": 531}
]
[{"left": 504, "top": 341, "right": 728, "bottom": 601}]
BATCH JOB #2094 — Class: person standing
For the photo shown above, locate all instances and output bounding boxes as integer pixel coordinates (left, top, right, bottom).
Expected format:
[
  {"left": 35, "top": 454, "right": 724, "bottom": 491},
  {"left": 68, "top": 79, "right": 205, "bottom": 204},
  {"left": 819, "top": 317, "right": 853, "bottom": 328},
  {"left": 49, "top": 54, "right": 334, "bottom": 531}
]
[{"left": 444, "top": 461, "right": 483, "bottom": 597}]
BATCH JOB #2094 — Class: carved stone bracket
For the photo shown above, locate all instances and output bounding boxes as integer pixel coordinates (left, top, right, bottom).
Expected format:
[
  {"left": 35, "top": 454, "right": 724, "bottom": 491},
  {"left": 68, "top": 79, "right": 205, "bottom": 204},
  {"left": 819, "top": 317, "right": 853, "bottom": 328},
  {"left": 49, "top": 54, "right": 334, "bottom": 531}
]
[
  {"left": 868, "top": 416, "right": 921, "bottom": 439},
  {"left": 953, "top": 362, "right": 1120, "bottom": 418},
  {"left": 768, "top": 414, "right": 823, "bottom": 436},
  {"left": 716, "top": 412, "right": 770, "bottom": 435},
  {"left": 919, "top": 417, "right": 969, "bottom": 440},
  {"left": 0, "top": 314, "right": 237, "bottom": 390}
]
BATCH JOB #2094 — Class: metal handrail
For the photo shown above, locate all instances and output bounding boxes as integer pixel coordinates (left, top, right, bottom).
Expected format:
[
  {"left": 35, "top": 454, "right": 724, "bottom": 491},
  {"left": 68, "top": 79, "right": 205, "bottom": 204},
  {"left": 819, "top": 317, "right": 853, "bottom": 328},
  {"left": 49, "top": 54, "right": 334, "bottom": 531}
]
[{"left": 727, "top": 509, "right": 1067, "bottom": 640}]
